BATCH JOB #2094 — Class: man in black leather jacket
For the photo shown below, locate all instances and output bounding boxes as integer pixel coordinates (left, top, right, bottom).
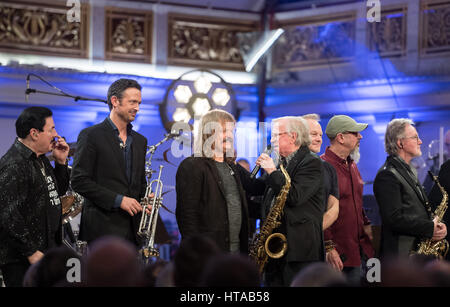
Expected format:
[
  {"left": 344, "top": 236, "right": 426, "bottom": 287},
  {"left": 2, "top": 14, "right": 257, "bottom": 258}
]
[{"left": 373, "top": 118, "right": 447, "bottom": 259}]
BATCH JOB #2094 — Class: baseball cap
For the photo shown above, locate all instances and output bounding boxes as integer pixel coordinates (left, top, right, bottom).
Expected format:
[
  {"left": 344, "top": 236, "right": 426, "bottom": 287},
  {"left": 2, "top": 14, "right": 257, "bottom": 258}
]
[{"left": 325, "top": 115, "right": 368, "bottom": 138}]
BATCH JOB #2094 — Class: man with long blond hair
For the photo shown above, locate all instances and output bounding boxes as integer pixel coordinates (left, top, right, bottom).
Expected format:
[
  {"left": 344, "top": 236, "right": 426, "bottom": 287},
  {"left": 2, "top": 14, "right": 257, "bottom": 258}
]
[{"left": 175, "top": 109, "right": 250, "bottom": 254}]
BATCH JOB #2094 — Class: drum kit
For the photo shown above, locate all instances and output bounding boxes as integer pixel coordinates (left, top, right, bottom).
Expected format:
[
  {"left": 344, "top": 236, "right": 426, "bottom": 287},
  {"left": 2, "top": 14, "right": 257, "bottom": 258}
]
[
  {"left": 50, "top": 142, "right": 89, "bottom": 256},
  {"left": 48, "top": 142, "right": 83, "bottom": 226},
  {"left": 61, "top": 191, "right": 88, "bottom": 256},
  {"left": 61, "top": 192, "right": 83, "bottom": 225}
]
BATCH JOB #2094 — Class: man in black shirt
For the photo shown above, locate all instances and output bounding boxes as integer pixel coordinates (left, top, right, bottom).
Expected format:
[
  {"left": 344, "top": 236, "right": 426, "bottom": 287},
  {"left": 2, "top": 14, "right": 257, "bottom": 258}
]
[
  {"left": 302, "top": 114, "right": 339, "bottom": 230},
  {"left": 0, "top": 107, "right": 70, "bottom": 286}
]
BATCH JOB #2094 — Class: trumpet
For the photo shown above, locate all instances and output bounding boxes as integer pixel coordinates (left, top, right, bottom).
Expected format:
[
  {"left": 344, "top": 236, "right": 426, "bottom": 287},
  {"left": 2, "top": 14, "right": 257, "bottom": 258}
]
[{"left": 138, "top": 165, "right": 164, "bottom": 262}]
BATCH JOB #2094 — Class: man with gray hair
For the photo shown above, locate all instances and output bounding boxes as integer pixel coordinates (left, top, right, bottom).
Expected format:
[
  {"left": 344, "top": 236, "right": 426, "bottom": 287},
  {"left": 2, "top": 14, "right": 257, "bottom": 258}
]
[
  {"left": 373, "top": 118, "right": 447, "bottom": 259},
  {"left": 302, "top": 114, "right": 339, "bottom": 231},
  {"left": 238, "top": 116, "right": 324, "bottom": 286},
  {"left": 321, "top": 115, "right": 374, "bottom": 286}
]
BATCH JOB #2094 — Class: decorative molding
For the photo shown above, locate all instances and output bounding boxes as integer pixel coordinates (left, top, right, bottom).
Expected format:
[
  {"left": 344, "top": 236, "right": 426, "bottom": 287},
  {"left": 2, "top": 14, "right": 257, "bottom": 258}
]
[
  {"left": 168, "top": 14, "right": 258, "bottom": 70},
  {"left": 105, "top": 7, "right": 152, "bottom": 63},
  {"left": 367, "top": 5, "right": 407, "bottom": 57},
  {"left": 0, "top": 0, "right": 89, "bottom": 58},
  {"left": 420, "top": 0, "right": 450, "bottom": 56},
  {"left": 272, "top": 12, "right": 356, "bottom": 71}
]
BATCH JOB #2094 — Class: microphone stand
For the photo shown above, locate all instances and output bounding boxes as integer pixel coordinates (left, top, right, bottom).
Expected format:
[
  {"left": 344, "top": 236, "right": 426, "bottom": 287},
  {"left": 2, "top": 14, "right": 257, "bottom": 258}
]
[
  {"left": 25, "top": 73, "right": 107, "bottom": 104},
  {"left": 145, "top": 132, "right": 181, "bottom": 179},
  {"left": 25, "top": 88, "right": 107, "bottom": 103}
]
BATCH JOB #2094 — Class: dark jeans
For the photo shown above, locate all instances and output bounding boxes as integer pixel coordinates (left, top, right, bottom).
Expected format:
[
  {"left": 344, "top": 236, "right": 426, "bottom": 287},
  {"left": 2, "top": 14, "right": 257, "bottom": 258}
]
[
  {"left": 343, "top": 265, "right": 362, "bottom": 286},
  {"left": 343, "top": 253, "right": 369, "bottom": 286},
  {"left": 1, "top": 260, "right": 30, "bottom": 287}
]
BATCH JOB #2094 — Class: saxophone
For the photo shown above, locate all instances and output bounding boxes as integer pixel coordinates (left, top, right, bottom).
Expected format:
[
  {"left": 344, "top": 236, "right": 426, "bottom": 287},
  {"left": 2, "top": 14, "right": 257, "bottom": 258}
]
[
  {"left": 249, "top": 164, "right": 291, "bottom": 275},
  {"left": 412, "top": 171, "right": 449, "bottom": 259}
]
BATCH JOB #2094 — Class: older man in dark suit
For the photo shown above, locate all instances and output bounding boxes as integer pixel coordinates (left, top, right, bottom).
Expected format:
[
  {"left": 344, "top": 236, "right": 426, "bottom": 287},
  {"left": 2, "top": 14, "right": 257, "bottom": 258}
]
[
  {"left": 374, "top": 118, "right": 447, "bottom": 259},
  {"left": 238, "top": 116, "right": 325, "bottom": 286}
]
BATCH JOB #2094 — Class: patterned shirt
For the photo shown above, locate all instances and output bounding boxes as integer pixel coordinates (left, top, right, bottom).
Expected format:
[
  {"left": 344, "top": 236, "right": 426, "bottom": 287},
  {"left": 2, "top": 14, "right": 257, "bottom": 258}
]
[{"left": 0, "top": 138, "right": 69, "bottom": 265}]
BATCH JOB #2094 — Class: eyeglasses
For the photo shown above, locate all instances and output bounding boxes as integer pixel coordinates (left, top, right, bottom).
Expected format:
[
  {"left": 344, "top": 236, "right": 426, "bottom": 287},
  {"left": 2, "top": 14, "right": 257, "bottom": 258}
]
[
  {"left": 342, "top": 131, "right": 359, "bottom": 137},
  {"left": 271, "top": 132, "right": 289, "bottom": 140},
  {"left": 403, "top": 135, "right": 420, "bottom": 142}
]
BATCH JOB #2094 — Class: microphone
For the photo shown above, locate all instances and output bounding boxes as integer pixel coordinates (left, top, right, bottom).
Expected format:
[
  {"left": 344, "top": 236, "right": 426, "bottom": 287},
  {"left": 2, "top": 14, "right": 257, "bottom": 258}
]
[
  {"left": 26, "top": 74, "right": 30, "bottom": 102},
  {"left": 166, "top": 131, "right": 181, "bottom": 139},
  {"left": 250, "top": 145, "right": 272, "bottom": 179},
  {"left": 25, "top": 74, "right": 36, "bottom": 102}
]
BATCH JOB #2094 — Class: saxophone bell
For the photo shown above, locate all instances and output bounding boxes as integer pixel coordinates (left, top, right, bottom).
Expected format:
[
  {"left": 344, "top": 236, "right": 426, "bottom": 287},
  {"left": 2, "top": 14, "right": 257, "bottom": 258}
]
[
  {"left": 410, "top": 171, "right": 449, "bottom": 259},
  {"left": 249, "top": 164, "right": 291, "bottom": 275},
  {"left": 265, "top": 232, "right": 288, "bottom": 259}
]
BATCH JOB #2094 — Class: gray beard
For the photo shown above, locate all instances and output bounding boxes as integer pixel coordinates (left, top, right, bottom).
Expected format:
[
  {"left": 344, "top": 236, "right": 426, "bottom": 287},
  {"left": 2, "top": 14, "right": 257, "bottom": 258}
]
[{"left": 350, "top": 146, "right": 360, "bottom": 164}]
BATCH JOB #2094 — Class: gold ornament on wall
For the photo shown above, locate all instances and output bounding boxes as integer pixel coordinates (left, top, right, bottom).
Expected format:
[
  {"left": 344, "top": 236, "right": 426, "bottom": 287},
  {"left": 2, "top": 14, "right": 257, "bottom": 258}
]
[
  {"left": 105, "top": 7, "right": 152, "bottom": 62},
  {"left": 421, "top": 0, "right": 450, "bottom": 56},
  {"left": 367, "top": 5, "right": 407, "bottom": 57},
  {"left": 168, "top": 14, "right": 258, "bottom": 70},
  {"left": 272, "top": 12, "right": 356, "bottom": 71},
  {"left": 0, "top": 1, "right": 88, "bottom": 57}
]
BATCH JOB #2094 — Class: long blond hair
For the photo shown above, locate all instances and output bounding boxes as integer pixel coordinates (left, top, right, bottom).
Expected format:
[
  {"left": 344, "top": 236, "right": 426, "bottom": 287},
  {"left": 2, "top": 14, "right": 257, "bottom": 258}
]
[{"left": 193, "top": 109, "right": 236, "bottom": 159}]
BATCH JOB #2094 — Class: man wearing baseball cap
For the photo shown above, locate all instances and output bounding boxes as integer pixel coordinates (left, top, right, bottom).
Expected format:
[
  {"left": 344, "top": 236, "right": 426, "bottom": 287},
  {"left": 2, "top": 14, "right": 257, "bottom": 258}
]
[{"left": 321, "top": 115, "right": 374, "bottom": 286}]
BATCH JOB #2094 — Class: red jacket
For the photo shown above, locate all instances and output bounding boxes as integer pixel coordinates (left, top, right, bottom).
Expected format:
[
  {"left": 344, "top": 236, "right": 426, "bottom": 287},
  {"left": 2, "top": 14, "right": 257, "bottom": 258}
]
[{"left": 321, "top": 147, "right": 374, "bottom": 266}]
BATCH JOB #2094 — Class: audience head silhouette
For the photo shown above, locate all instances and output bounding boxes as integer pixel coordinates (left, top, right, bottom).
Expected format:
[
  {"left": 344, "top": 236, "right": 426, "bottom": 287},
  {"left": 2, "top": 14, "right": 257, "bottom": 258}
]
[
  {"left": 290, "top": 262, "right": 348, "bottom": 287},
  {"left": 173, "top": 235, "right": 221, "bottom": 287},
  {"left": 84, "top": 236, "right": 142, "bottom": 287},
  {"left": 201, "top": 253, "right": 260, "bottom": 287},
  {"left": 23, "top": 246, "right": 80, "bottom": 287},
  {"left": 380, "top": 256, "right": 434, "bottom": 287},
  {"left": 142, "top": 259, "right": 169, "bottom": 287}
]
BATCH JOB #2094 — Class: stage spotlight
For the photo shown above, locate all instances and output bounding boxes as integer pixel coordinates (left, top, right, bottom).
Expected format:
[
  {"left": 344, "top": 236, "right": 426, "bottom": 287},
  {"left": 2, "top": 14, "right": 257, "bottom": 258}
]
[
  {"left": 241, "top": 28, "right": 285, "bottom": 72},
  {"left": 159, "top": 69, "right": 240, "bottom": 133},
  {"left": 212, "top": 88, "right": 230, "bottom": 106},
  {"left": 172, "top": 107, "right": 191, "bottom": 123},
  {"left": 194, "top": 76, "right": 212, "bottom": 94},
  {"left": 173, "top": 85, "right": 192, "bottom": 104}
]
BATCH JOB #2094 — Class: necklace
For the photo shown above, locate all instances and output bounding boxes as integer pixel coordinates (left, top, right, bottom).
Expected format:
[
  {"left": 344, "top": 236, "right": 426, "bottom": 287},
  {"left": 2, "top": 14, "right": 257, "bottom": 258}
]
[
  {"left": 37, "top": 158, "right": 46, "bottom": 177},
  {"left": 226, "top": 163, "right": 235, "bottom": 176}
]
